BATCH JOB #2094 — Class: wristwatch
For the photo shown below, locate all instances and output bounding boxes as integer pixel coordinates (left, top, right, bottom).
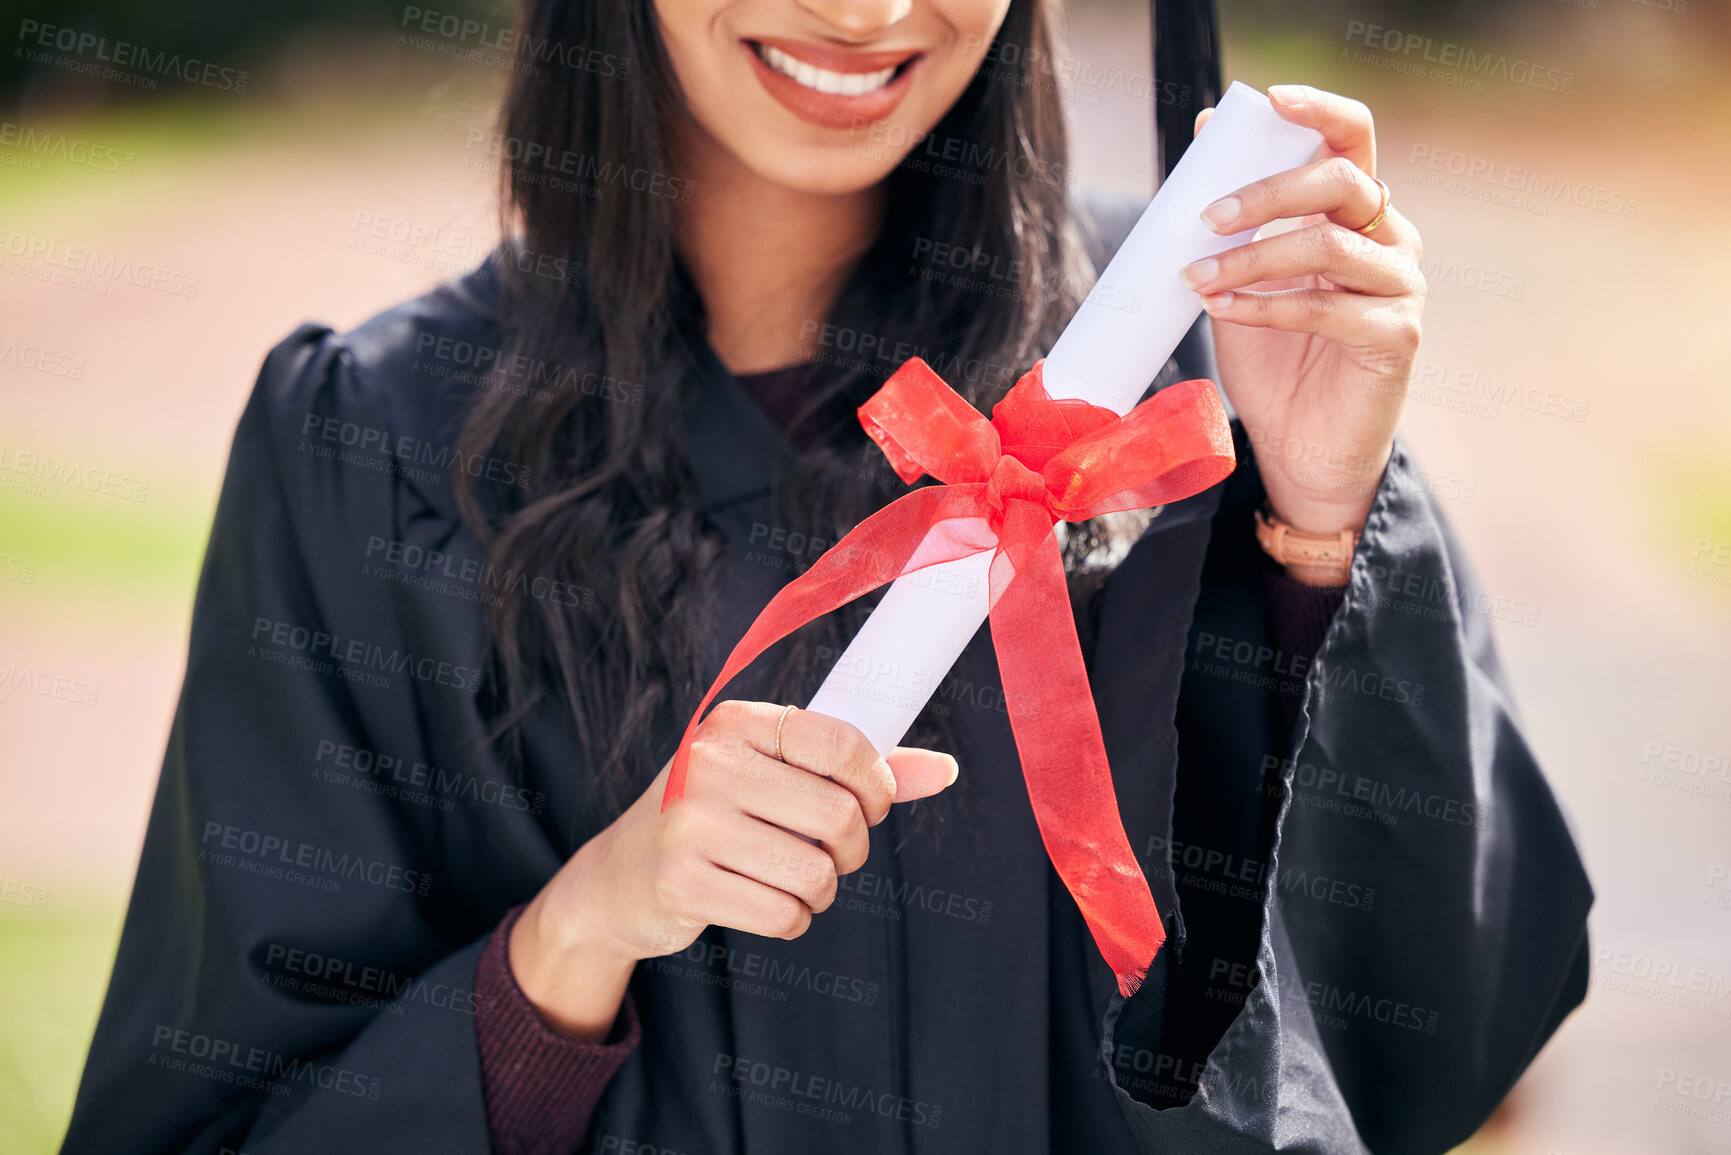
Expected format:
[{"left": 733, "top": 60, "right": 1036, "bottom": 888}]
[{"left": 1254, "top": 507, "right": 1359, "bottom": 584}]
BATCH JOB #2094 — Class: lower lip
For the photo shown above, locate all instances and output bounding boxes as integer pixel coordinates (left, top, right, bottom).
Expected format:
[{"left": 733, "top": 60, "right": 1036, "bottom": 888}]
[{"left": 743, "top": 41, "right": 921, "bottom": 131}]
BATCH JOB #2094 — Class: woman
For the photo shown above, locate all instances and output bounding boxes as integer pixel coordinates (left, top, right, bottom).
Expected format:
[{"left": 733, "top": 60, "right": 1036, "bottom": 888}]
[{"left": 63, "top": 0, "right": 1592, "bottom": 1151}]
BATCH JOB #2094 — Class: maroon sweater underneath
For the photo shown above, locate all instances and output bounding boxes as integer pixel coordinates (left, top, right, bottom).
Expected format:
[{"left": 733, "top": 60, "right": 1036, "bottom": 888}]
[{"left": 472, "top": 364, "right": 1348, "bottom": 1153}]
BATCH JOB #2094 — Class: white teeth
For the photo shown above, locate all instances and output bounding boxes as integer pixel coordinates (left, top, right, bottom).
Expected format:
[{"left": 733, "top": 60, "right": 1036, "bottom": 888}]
[{"left": 758, "top": 43, "right": 898, "bottom": 97}]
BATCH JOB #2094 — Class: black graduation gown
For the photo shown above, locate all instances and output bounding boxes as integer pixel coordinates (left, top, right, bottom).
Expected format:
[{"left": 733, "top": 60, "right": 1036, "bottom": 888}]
[{"left": 61, "top": 198, "right": 1592, "bottom": 1155}]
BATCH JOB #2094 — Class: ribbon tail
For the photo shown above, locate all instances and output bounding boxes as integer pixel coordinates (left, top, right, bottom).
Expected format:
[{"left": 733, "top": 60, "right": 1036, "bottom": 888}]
[
  {"left": 662, "top": 484, "right": 994, "bottom": 809},
  {"left": 988, "top": 502, "right": 1165, "bottom": 997}
]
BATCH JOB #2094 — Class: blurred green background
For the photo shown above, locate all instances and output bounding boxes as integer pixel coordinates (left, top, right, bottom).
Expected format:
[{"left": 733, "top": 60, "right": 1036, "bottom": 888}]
[{"left": 3, "top": 1, "right": 1729, "bottom": 1152}]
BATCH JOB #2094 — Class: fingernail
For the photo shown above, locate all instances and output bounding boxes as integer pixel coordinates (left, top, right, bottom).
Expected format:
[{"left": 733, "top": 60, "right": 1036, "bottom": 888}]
[
  {"left": 1180, "top": 257, "right": 1219, "bottom": 289},
  {"left": 1200, "top": 291, "right": 1234, "bottom": 311},
  {"left": 1268, "top": 84, "right": 1307, "bottom": 107},
  {"left": 1200, "top": 196, "right": 1240, "bottom": 232},
  {"left": 944, "top": 756, "right": 959, "bottom": 787}
]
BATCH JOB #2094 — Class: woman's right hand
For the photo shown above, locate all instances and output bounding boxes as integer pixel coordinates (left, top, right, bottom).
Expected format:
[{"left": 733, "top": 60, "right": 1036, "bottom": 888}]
[{"left": 508, "top": 700, "right": 960, "bottom": 1041}]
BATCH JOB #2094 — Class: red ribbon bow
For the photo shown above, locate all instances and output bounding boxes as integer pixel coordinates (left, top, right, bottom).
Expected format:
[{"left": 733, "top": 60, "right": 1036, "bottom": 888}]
[{"left": 663, "top": 356, "right": 1236, "bottom": 995}]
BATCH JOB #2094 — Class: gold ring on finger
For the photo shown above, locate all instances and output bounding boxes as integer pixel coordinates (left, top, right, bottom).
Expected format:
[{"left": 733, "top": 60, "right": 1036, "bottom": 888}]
[
  {"left": 1356, "top": 177, "right": 1392, "bottom": 235},
  {"left": 774, "top": 704, "right": 796, "bottom": 763}
]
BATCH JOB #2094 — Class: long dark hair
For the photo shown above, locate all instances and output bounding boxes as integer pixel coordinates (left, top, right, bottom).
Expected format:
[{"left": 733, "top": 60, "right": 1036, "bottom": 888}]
[{"left": 455, "top": 0, "right": 1219, "bottom": 818}]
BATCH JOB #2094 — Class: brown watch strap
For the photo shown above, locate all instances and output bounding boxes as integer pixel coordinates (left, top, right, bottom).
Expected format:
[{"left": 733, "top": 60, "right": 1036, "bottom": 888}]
[{"left": 1254, "top": 509, "right": 1360, "bottom": 576}]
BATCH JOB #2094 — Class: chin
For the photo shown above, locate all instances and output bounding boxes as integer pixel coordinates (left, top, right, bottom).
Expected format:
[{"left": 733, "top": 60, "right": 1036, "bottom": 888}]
[{"left": 736, "top": 138, "right": 908, "bottom": 197}]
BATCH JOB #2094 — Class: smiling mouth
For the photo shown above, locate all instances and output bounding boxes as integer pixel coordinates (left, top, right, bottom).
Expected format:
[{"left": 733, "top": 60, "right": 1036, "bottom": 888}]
[
  {"left": 752, "top": 42, "right": 904, "bottom": 96},
  {"left": 743, "top": 38, "right": 923, "bottom": 129}
]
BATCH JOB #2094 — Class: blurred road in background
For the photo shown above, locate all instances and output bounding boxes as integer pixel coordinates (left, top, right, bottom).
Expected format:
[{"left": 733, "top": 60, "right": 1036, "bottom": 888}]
[{"left": 2, "top": 1, "right": 1728, "bottom": 1151}]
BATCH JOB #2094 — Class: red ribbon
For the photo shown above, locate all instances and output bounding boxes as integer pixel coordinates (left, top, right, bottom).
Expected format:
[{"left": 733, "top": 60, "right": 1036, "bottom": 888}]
[{"left": 662, "top": 356, "right": 1236, "bottom": 996}]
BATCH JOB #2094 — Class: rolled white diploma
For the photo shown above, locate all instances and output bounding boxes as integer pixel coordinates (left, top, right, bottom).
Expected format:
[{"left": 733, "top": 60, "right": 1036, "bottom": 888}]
[{"left": 805, "top": 82, "right": 1324, "bottom": 755}]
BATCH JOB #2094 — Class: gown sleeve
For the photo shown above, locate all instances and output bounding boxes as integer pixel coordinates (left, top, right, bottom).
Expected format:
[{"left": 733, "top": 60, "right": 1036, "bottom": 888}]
[
  {"left": 61, "top": 326, "right": 502, "bottom": 1155},
  {"left": 1100, "top": 436, "right": 1594, "bottom": 1155}
]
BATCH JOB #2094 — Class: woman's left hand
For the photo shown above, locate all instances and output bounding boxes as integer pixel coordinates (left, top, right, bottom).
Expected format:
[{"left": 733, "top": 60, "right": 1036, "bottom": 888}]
[{"left": 1182, "top": 84, "right": 1425, "bottom": 540}]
